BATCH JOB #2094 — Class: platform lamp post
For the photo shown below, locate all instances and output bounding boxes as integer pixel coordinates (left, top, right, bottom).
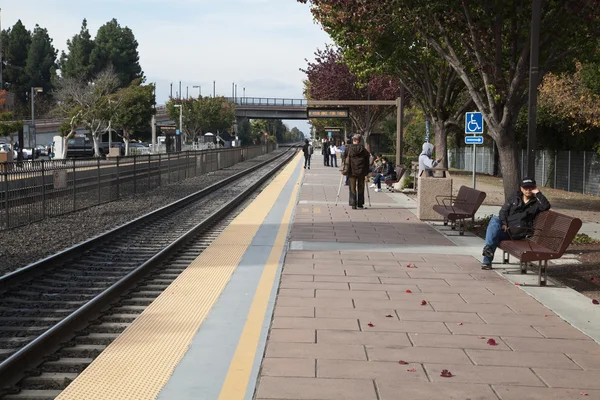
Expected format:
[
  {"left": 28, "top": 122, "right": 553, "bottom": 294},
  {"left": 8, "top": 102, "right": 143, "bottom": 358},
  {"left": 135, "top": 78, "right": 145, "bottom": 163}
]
[
  {"left": 193, "top": 85, "right": 201, "bottom": 98},
  {"left": 30, "top": 86, "right": 43, "bottom": 150}
]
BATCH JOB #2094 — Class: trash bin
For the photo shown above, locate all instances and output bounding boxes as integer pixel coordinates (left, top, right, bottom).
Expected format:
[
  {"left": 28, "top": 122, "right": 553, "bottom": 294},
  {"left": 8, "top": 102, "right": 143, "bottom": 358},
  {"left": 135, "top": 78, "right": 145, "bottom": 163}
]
[{"left": 417, "top": 169, "right": 452, "bottom": 221}]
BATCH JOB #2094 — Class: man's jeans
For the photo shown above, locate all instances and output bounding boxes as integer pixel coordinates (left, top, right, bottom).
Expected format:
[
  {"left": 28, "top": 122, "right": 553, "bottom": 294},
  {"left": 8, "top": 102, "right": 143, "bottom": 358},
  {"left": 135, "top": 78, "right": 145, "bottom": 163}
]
[
  {"left": 304, "top": 155, "right": 311, "bottom": 168},
  {"left": 330, "top": 154, "right": 337, "bottom": 167},
  {"left": 483, "top": 215, "right": 510, "bottom": 264}
]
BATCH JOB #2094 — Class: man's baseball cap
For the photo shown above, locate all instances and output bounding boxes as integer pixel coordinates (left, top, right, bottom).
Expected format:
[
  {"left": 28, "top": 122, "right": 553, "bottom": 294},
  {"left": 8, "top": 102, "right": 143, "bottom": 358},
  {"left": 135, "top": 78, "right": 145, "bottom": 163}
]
[{"left": 521, "top": 177, "right": 537, "bottom": 188}]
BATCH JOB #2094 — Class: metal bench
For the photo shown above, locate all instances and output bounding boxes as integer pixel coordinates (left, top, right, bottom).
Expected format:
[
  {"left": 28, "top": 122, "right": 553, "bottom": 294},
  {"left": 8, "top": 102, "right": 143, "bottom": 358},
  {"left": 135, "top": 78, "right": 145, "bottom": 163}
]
[
  {"left": 499, "top": 210, "right": 582, "bottom": 286},
  {"left": 384, "top": 167, "right": 405, "bottom": 192},
  {"left": 432, "top": 186, "right": 486, "bottom": 235}
]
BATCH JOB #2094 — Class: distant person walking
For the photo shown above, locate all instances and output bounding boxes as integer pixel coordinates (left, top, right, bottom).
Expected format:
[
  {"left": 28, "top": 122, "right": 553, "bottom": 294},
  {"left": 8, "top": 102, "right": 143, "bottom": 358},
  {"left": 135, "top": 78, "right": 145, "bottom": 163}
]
[
  {"left": 329, "top": 143, "right": 338, "bottom": 168},
  {"left": 302, "top": 139, "right": 313, "bottom": 169},
  {"left": 322, "top": 139, "right": 330, "bottom": 166},
  {"left": 342, "top": 134, "right": 370, "bottom": 209}
]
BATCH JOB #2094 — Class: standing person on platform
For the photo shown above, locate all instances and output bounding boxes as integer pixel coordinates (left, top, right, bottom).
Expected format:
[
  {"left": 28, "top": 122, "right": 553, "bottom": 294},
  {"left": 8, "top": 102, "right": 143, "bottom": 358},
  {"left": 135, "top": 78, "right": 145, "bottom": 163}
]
[
  {"left": 322, "top": 139, "right": 330, "bottom": 166},
  {"left": 342, "top": 134, "right": 370, "bottom": 209},
  {"left": 329, "top": 142, "right": 338, "bottom": 168},
  {"left": 302, "top": 139, "right": 313, "bottom": 169},
  {"left": 418, "top": 142, "right": 442, "bottom": 177}
]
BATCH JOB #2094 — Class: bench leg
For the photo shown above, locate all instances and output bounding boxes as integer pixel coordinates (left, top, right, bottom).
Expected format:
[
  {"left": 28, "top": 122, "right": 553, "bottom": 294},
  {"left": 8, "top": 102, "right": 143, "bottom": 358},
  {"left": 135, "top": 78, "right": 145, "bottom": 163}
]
[
  {"left": 520, "top": 262, "right": 527, "bottom": 275},
  {"left": 443, "top": 218, "right": 448, "bottom": 226},
  {"left": 538, "top": 260, "right": 548, "bottom": 287},
  {"left": 450, "top": 220, "right": 456, "bottom": 230},
  {"left": 459, "top": 219, "right": 465, "bottom": 236},
  {"left": 502, "top": 252, "right": 509, "bottom": 264}
]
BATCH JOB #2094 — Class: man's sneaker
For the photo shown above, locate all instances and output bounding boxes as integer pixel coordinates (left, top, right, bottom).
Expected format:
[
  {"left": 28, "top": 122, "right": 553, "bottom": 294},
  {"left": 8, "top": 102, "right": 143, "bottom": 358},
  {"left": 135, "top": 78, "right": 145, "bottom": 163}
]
[
  {"left": 482, "top": 245, "right": 494, "bottom": 259},
  {"left": 369, "top": 184, "right": 376, "bottom": 188},
  {"left": 481, "top": 263, "right": 492, "bottom": 270}
]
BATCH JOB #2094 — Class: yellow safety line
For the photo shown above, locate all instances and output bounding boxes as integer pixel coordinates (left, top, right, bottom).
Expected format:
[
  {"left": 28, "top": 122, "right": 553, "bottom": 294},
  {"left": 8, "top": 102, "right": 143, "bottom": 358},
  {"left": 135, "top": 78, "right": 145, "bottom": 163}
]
[
  {"left": 55, "top": 153, "right": 302, "bottom": 400},
  {"left": 217, "top": 158, "right": 303, "bottom": 399}
]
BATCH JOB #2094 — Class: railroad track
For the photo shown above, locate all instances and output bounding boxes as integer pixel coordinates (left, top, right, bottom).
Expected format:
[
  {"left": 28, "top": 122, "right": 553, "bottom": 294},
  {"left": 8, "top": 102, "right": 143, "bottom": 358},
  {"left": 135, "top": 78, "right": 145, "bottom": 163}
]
[{"left": 0, "top": 146, "right": 298, "bottom": 398}]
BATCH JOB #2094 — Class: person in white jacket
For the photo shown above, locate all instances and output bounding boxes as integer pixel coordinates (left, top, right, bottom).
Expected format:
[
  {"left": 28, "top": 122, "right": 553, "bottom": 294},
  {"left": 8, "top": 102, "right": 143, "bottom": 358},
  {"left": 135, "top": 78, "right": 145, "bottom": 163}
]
[
  {"left": 329, "top": 143, "right": 338, "bottom": 168},
  {"left": 418, "top": 142, "right": 441, "bottom": 177}
]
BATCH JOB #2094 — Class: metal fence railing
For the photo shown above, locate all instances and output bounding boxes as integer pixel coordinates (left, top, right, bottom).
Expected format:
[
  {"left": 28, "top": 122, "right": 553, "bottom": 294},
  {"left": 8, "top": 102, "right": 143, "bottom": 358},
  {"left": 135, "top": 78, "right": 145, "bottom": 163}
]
[
  {"left": 448, "top": 147, "right": 600, "bottom": 197},
  {"left": 0, "top": 143, "right": 275, "bottom": 230}
]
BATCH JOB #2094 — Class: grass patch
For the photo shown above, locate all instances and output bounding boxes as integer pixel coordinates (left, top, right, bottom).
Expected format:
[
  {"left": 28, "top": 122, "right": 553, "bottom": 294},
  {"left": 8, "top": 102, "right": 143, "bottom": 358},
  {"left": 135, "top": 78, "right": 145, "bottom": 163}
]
[{"left": 572, "top": 233, "right": 600, "bottom": 245}]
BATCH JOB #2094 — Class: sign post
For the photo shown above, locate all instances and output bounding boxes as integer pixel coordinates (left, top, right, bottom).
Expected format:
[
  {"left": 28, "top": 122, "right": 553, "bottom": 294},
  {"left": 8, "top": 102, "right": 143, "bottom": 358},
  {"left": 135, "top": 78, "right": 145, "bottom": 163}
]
[{"left": 465, "top": 112, "right": 484, "bottom": 189}]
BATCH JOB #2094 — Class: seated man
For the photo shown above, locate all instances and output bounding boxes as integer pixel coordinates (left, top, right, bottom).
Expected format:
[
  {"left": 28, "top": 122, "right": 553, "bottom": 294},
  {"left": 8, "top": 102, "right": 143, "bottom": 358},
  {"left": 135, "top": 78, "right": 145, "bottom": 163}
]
[{"left": 481, "top": 177, "right": 551, "bottom": 270}]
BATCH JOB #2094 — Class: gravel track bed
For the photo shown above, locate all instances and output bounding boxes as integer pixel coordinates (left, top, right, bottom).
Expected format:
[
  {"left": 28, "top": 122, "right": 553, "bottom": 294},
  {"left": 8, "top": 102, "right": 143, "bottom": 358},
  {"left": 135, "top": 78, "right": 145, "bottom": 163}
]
[{"left": 0, "top": 151, "right": 283, "bottom": 276}]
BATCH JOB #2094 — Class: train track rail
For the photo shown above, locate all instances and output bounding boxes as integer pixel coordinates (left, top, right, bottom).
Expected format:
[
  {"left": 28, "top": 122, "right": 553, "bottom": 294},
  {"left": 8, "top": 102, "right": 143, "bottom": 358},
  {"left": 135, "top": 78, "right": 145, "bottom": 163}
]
[{"left": 0, "top": 146, "right": 298, "bottom": 397}]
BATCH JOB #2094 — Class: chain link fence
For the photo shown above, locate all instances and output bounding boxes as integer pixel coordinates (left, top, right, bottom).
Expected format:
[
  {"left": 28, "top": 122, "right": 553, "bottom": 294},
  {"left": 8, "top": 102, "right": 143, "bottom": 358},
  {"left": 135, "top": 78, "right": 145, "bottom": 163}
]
[
  {"left": 448, "top": 147, "right": 600, "bottom": 197},
  {"left": 0, "top": 144, "right": 275, "bottom": 230}
]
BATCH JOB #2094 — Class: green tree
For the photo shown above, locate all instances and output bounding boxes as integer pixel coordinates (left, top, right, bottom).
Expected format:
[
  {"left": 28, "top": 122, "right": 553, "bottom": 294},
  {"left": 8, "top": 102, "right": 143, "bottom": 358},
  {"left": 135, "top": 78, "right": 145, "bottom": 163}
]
[
  {"left": 25, "top": 25, "right": 58, "bottom": 108},
  {"left": 112, "top": 80, "right": 155, "bottom": 155},
  {"left": 2, "top": 20, "right": 31, "bottom": 104},
  {"left": 0, "top": 90, "right": 23, "bottom": 149},
  {"left": 166, "top": 96, "right": 235, "bottom": 143},
  {"left": 59, "top": 19, "right": 95, "bottom": 82},
  {"left": 91, "top": 19, "right": 144, "bottom": 88},
  {"left": 236, "top": 118, "right": 253, "bottom": 145}
]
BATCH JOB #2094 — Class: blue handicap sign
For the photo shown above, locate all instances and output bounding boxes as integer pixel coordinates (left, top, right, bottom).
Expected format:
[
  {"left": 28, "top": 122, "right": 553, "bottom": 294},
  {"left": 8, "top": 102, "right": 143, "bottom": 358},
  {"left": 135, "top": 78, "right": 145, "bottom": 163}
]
[
  {"left": 465, "top": 112, "right": 484, "bottom": 134},
  {"left": 176, "top": 129, "right": 180, "bottom": 135},
  {"left": 465, "top": 136, "right": 484, "bottom": 145},
  {"left": 327, "top": 131, "right": 332, "bottom": 137}
]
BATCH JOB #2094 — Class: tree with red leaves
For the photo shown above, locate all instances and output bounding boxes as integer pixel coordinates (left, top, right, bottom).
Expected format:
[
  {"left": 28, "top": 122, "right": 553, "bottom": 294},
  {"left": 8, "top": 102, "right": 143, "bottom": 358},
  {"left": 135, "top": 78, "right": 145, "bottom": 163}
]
[{"left": 302, "top": 47, "right": 402, "bottom": 150}]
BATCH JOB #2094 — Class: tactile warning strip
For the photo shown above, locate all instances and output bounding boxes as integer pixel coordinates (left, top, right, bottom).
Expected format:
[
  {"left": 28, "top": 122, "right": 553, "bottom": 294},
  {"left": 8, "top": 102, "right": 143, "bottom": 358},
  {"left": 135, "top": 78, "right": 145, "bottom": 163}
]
[{"left": 56, "top": 153, "right": 303, "bottom": 400}]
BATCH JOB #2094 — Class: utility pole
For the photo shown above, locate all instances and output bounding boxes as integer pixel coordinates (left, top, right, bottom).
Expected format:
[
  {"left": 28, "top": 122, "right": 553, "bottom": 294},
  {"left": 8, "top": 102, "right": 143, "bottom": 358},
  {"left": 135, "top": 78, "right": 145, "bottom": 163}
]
[
  {"left": 526, "top": 0, "right": 541, "bottom": 179},
  {"left": 186, "top": 86, "right": 189, "bottom": 99},
  {"left": 213, "top": 81, "right": 216, "bottom": 97},
  {"left": 179, "top": 81, "right": 182, "bottom": 100},
  {"left": 170, "top": 82, "right": 173, "bottom": 98},
  {"left": 232, "top": 82, "right": 235, "bottom": 99},
  {"left": 396, "top": 87, "right": 405, "bottom": 167}
]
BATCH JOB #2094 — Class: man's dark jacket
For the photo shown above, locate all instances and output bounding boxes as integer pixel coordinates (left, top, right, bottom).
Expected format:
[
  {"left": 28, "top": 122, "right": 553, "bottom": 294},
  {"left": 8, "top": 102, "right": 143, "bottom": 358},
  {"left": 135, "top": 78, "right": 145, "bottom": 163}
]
[
  {"left": 499, "top": 191, "right": 551, "bottom": 239},
  {"left": 342, "top": 144, "right": 370, "bottom": 177}
]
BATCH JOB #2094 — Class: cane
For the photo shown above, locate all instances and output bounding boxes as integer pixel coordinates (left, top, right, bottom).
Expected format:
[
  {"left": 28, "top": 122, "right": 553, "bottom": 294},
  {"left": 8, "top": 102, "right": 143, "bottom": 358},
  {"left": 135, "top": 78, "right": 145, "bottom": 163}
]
[
  {"left": 365, "top": 176, "right": 372, "bottom": 207},
  {"left": 335, "top": 174, "right": 344, "bottom": 207}
]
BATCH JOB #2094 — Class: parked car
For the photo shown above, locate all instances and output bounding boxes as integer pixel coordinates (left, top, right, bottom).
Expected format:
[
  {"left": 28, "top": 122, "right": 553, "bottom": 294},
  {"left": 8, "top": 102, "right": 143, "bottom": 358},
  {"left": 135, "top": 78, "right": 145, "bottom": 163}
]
[
  {"left": 0, "top": 143, "right": 18, "bottom": 159},
  {"left": 66, "top": 137, "right": 111, "bottom": 158}
]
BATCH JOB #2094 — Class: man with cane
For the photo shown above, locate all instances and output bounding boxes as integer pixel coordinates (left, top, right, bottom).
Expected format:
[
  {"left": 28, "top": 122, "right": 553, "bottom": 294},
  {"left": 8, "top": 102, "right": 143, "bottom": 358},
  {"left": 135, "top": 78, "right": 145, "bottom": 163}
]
[{"left": 341, "top": 134, "right": 370, "bottom": 209}]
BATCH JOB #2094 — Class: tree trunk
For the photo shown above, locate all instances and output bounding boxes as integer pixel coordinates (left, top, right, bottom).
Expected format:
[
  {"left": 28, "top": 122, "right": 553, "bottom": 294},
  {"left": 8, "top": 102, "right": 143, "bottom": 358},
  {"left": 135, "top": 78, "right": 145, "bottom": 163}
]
[
  {"left": 92, "top": 135, "right": 101, "bottom": 158},
  {"left": 124, "top": 139, "right": 130, "bottom": 156},
  {"left": 61, "top": 130, "right": 76, "bottom": 159},
  {"left": 432, "top": 118, "right": 448, "bottom": 169},
  {"left": 496, "top": 136, "right": 520, "bottom": 199}
]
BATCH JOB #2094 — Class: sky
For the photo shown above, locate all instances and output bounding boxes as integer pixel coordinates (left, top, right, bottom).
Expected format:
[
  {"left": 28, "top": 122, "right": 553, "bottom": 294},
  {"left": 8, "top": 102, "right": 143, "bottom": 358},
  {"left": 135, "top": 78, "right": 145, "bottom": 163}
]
[{"left": 1, "top": 0, "right": 333, "bottom": 135}]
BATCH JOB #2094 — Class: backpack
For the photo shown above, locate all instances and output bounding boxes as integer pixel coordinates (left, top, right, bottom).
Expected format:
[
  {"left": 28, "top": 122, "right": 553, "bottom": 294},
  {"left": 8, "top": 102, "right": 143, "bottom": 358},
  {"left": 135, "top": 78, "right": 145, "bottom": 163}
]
[{"left": 308, "top": 144, "right": 314, "bottom": 155}]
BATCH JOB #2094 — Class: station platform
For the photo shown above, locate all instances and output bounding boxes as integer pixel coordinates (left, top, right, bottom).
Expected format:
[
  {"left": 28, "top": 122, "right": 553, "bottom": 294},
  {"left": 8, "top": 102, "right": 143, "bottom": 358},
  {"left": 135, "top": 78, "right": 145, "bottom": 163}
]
[{"left": 56, "top": 154, "right": 600, "bottom": 400}]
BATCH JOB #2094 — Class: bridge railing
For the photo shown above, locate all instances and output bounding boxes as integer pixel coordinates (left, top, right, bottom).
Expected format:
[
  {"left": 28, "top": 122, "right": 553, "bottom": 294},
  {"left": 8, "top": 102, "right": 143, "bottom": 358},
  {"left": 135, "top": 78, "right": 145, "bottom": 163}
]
[{"left": 226, "top": 97, "right": 307, "bottom": 107}]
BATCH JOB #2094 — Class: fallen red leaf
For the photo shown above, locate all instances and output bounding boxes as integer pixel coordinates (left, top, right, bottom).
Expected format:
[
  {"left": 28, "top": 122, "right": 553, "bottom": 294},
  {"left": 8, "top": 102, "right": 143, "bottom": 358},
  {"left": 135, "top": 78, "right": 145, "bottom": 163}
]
[
  {"left": 593, "top": 299, "right": 599, "bottom": 305},
  {"left": 544, "top": 314, "right": 549, "bottom": 317},
  {"left": 407, "top": 368, "right": 417, "bottom": 372},
  {"left": 487, "top": 338, "right": 498, "bottom": 346},
  {"left": 581, "top": 392, "right": 588, "bottom": 396},
  {"left": 479, "top": 336, "right": 486, "bottom": 339},
  {"left": 405, "top": 289, "right": 412, "bottom": 294},
  {"left": 515, "top": 282, "right": 520, "bottom": 286},
  {"left": 407, "top": 263, "right": 414, "bottom": 268},
  {"left": 385, "top": 314, "right": 394, "bottom": 318},
  {"left": 440, "top": 369, "right": 453, "bottom": 378},
  {"left": 457, "top": 322, "right": 463, "bottom": 326},
  {"left": 421, "top": 300, "right": 427, "bottom": 306},
  {"left": 398, "top": 360, "right": 409, "bottom": 365},
  {"left": 367, "top": 322, "right": 375, "bottom": 327},
  {"left": 591, "top": 278, "right": 599, "bottom": 283}
]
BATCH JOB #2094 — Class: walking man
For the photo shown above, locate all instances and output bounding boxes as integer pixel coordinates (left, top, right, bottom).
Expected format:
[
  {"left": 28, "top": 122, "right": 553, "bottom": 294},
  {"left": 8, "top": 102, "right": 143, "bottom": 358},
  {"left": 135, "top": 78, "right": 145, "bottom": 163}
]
[
  {"left": 302, "top": 139, "right": 313, "bottom": 169},
  {"left": 481, "top": 177, "right": 551, "bottom": 270},
  {"left": 342, "top": 134, "right": 370, "bottom": 209}
]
